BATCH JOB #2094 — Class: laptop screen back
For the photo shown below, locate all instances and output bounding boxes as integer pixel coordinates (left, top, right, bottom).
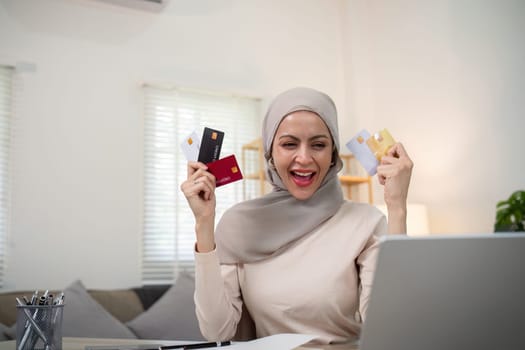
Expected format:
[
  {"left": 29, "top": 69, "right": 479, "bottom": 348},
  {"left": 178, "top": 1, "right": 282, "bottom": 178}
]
[{"left": 360, "top": 233, "right": 525, "bottom": 350}]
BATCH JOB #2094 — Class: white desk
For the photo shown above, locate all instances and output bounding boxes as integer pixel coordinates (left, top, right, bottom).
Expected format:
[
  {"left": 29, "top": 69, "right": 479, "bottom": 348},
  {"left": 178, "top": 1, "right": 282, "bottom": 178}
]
[{"left": 0, "top": 337, "right": 358, "bottom": 350}]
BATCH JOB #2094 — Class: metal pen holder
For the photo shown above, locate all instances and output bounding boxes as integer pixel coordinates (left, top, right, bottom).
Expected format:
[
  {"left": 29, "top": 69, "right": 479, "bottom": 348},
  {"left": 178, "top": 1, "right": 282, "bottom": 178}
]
[{"left": 16, "top": 303, "right": 64, "bottom": 350}]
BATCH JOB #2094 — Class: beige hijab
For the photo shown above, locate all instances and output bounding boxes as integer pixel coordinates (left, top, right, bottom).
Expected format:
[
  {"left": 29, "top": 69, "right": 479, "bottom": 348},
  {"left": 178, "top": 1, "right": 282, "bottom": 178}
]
[{"left": 215, "top": 87, "right": 344, "bottom": 264}]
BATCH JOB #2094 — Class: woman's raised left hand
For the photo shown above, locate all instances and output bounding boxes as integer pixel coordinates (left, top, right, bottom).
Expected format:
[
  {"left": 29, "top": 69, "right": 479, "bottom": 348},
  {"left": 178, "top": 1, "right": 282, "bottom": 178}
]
[{"left": 376, "top": 142, "right": 413, "bottom": 216}]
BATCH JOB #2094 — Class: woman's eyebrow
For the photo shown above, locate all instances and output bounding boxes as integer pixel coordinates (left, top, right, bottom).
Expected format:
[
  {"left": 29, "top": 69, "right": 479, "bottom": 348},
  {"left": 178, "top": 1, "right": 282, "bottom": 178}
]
[
  {"left": 278, "top": 134, "right": 330, "bottom": 141},
  {"left": 309, "top": 134, "right": 330, "bottom": 141}
]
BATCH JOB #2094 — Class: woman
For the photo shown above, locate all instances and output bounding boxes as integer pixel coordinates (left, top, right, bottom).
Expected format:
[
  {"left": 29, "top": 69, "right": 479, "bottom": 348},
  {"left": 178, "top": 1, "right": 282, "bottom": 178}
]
[{"left": 181, "top": 87, "right": 413, "bottom": 345}]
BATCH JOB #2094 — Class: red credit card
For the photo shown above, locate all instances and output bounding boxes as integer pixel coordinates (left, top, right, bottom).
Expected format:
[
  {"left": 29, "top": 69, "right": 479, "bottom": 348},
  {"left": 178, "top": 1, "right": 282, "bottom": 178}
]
[{"left": 206, "top": 155, "right": 243, "bottom": 187}]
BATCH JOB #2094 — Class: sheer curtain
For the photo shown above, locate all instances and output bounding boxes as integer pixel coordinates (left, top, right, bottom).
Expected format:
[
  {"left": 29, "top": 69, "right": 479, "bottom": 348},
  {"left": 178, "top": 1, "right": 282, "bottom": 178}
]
[
  {"left": 0, "top": 65, "right": 14, "bottom": 289},
  {"left": 142, "top": 85, "right": 261, "bottom": 284}
]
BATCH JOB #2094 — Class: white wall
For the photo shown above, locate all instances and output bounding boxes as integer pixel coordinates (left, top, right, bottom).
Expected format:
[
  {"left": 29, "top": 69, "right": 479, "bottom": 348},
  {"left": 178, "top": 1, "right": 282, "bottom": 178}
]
[
  {"left": 343, "top": 0, "right": 525, "bottom": 233},
  {"left": 0, "top": 0, "right": 346, "bottom": 290},
  {"left": 2, "top": 0, "right": 524, "bottom": 291}
]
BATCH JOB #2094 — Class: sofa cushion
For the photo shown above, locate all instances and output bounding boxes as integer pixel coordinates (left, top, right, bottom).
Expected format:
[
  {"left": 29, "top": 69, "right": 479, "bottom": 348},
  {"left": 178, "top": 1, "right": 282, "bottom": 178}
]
[
  {"left": 89, "top": 289, "right": 144, "bottom": 323},
  {"left": 0, "top": 291, "right": 20, "bottom": 327},
  {"left": 62, "top": 280, "right": 137, "bottom": 339},
  {"left": 133, "top": 284, "right": 171, "bottom": 310},
  {"left": 127, "top": 272, "right": 203, "bottom": 340},
  {"left": 0, "top": 322, "right": 12, "bottom": 340}
]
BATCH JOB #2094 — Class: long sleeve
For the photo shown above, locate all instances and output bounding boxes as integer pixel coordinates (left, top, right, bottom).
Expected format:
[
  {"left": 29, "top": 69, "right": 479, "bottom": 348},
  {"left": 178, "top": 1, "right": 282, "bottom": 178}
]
[
  {"left": 194, "top": 248, "right": 243, "bottom": 341},
  {"left": 356, "top": 216, "right": 388, "bottom": 322}
]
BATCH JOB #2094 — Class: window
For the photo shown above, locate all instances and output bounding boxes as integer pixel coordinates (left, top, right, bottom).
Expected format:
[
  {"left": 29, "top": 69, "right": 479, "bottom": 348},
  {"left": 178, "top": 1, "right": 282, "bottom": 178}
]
[
  {"left": 0, "top": 65, "right": 14, "bottom": 289},
  {"left": 142, "top": 85, "right": 261, "bottom": 284}
]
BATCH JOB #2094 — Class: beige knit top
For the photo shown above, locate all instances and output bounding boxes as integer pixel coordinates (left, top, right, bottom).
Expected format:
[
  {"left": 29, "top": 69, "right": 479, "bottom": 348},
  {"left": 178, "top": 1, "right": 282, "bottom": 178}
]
[{"left": 194, "top": 201, "right": 386, "bottom": 345}]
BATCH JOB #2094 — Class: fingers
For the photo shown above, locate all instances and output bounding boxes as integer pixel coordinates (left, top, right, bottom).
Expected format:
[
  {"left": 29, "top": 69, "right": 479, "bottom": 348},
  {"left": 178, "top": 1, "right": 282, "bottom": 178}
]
[
  {"left": 182, "top": 162, "right": 216, "bottom": 201},
  {"left": 377, "top": 159, "right": 412, "bottom": 179},
  {"left": 187, "top": 161, "right": 208, "bottom": 177},
  {"left": 381, "top": 143, "right": 413, "bottom": 169},
  {"left": 377, "top": 141, "right": 413, "bottom": 208},
  {"left": 376, "top": 164, "right": 400, "bottom": 186},
  {"left": 377, "top": 142, "right": 413, "bottom": 186},
  {"left": 183, "top": 172, "right": 216, "bottom": 196},
  {"left": 191, "top": 177, "right": 215, "bottom": 201},
  {"left": 378, "top": 174, "right": 386, "bottom": 186},
  {"left": 386, "top": 142, "right": 411, "bottom": 161},
  {"left": 181, "top": 179, "right": 214, "bottom": 201},
  {"left": 185, "top": 162, "right": 216, "bottom": 187}
]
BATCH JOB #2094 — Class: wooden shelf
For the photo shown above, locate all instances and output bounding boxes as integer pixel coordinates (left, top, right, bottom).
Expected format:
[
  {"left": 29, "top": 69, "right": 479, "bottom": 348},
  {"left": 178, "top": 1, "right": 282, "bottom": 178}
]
[
  {"left": 242, "top": 138, "right": 266, "bottom": 199},
  {"left": 339, "top": 175, "right": 371, "bottom": 184},
  {"left": 339, "top": 154, "right": 373, "bottom": 203},
  {"left": 242, "top": 174, "right": 259, "bottom": 180},
  {"left": 242, "top": 138, "right": 263, "bottom": 150}
]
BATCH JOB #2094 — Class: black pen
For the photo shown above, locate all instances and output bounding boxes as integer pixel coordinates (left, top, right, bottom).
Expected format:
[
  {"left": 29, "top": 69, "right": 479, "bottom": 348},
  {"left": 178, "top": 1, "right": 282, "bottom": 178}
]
[{"left": 160, "top": 341, "right": 231, "bottom": 350}]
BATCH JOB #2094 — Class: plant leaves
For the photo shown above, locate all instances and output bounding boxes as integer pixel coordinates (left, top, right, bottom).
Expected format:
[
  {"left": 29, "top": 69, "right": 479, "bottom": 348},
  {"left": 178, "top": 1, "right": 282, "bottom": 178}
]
[{"left": 494, "top": 190, "right": 525, "bottom": 232}]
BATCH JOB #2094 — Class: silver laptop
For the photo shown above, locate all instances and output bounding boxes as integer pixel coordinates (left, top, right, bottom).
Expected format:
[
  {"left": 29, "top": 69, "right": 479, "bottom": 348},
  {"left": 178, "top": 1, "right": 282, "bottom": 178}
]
[{"left": 360, "top": 233, "right": 525, "bottom": 350}]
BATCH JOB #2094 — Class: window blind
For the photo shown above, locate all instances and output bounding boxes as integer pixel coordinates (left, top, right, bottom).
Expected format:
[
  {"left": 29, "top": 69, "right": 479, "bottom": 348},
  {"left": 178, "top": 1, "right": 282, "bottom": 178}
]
[
  {"left": 0, "top": 66, "right": 14, "bottom": 289},
  {"left": 142, "top": 85, "right": 261, "bottom": 284}
]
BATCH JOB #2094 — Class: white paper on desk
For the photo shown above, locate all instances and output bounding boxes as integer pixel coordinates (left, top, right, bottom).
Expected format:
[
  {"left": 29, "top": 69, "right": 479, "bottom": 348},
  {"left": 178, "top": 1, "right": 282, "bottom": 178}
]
[{"left": 229, "top": 334, "right": 317, "bottom": 350}]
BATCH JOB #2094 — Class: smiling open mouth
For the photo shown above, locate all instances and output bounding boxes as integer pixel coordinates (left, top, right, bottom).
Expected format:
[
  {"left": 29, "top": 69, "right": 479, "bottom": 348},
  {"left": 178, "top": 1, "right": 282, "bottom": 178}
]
[{"left": 291, "top": 171, "right": 316, "bottom": 186}]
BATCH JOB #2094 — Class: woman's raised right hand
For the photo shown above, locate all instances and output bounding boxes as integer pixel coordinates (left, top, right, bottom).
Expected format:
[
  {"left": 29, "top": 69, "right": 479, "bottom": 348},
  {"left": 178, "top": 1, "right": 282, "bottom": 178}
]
[{"left": 180, "top": 162, "right": 217, "bottom": 221}]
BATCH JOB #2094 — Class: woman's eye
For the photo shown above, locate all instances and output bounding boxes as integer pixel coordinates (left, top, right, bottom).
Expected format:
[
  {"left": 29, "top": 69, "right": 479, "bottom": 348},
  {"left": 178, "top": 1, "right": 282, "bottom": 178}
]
[
  {"left": 282, "top": 142, "right": 296, "bottom": 148},
  {"left": 312, "top": 143, "right": 326, "bottom": 149}
]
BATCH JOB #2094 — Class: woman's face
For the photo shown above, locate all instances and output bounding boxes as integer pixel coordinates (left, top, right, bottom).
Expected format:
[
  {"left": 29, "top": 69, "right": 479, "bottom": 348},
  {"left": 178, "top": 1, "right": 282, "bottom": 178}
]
[{"left": 271, "top": 110, "right": 334, "bottom": 200}]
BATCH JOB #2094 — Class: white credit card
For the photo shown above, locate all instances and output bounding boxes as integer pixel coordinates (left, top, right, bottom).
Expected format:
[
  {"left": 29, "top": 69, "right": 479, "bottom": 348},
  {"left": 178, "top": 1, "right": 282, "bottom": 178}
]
[
  {"left": 180, "top": 130, "right": 201, "bottom": 162},
  {"left": 346, "top": 129, "right": 380, "bottom": 175}
]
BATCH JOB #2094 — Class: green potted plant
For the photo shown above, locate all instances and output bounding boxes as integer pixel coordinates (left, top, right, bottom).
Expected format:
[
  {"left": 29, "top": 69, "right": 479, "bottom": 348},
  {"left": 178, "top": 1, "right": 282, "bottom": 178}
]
[{"left": 495, "top": 190, "right": 525, "bottom": 232}]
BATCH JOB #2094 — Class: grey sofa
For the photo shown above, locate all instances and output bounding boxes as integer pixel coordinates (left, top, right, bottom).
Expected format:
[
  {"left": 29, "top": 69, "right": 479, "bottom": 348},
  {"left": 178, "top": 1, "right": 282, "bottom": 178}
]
[{"left": 0, "top": 272, "right": 203, "bottom": 341}]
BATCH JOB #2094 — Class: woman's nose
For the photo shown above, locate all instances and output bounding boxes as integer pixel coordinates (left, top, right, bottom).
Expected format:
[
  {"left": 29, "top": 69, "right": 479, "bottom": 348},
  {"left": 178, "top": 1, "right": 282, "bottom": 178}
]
[{"left": 294, "top": 146, "right": 313, "bottom": 164}]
